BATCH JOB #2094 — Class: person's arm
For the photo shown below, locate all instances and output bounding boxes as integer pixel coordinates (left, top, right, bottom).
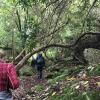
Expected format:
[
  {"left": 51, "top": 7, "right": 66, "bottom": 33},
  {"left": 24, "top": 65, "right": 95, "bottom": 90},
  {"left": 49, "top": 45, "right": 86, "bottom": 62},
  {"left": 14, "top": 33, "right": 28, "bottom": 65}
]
[{"left": 7, "top": 63, "right": 20, "bottom": 90}]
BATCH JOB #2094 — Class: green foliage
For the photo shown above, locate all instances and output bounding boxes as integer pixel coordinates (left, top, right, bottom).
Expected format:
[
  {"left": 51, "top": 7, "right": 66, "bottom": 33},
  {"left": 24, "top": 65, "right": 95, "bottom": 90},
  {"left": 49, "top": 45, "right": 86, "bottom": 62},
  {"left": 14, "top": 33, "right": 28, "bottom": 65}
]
[
  {"left": 87, "top": 64, "right": 100, "bottom": 76},
  {"left": 0, "top": 0, "right": 99, "bottom": 52},
  {"left": 48, "top": 74, "right": 66, "bottom": 85},
  {"left": 35, "top": 84, "right": 45, "bottom": 92},
  {"left": 47, "top": 68, "right": 69, "bottom": 85},
  {"left": 49, "top": 81, "right": 100, "bottom": 100},
  {"left": 46, "top": 48, "right": 58, "bottom": 59},
  {"left": 19, "top": 65, "right": 34, "bottom": 76}
]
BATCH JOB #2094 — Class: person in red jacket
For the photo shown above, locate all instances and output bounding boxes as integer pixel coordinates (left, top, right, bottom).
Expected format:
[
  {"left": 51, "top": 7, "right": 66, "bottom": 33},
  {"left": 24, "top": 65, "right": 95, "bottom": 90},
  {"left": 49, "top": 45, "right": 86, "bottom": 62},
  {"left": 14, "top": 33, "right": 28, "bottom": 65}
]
[{"left": 0, "top": 49, "right": 19, "bottom": 100}]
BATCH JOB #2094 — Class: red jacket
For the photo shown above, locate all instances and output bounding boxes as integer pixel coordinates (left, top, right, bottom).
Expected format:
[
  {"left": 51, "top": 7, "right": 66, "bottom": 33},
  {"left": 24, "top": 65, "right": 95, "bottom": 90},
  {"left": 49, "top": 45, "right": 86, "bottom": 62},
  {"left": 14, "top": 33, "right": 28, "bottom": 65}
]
[{"left": 0, "top": 62, "right": 19, "bottom": 91}]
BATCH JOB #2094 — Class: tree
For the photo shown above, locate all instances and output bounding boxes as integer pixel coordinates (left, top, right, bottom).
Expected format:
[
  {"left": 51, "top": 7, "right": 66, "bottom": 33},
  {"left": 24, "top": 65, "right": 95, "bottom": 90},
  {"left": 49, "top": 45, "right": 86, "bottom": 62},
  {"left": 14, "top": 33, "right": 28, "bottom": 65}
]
[
  {"left": 15, "top": 32, "right": 100, "bottom": 71},
  {"left": 0, "top": 0, "right": 100, "bottom": 71}
]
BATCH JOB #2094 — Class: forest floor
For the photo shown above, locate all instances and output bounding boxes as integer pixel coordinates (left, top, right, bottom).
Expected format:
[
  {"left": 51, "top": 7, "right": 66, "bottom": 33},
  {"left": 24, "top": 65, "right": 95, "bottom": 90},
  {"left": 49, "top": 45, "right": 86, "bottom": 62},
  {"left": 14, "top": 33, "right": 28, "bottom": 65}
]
[{"left": 12, "top": 64, "right": 100, "bottom": 100}]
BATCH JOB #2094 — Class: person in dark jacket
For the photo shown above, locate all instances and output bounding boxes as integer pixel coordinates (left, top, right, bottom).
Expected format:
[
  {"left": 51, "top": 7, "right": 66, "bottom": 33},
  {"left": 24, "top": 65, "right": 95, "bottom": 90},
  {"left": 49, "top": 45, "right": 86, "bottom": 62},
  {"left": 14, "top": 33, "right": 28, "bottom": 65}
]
[
  {"left": 31, "top": 53, "right": 45, "bottom": 79},
  {"left": 36, "top": 53, "right": 45, "bottom": 79}
]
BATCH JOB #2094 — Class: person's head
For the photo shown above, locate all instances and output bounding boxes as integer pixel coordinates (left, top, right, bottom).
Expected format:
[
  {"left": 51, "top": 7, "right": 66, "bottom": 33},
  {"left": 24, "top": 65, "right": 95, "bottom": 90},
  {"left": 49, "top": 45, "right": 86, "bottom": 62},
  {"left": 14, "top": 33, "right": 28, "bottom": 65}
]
[
  {"left": 0, "top": 49, "right": 6, "bottom": 59},
  {"left": 38, "top": 53, "right": 42, "bottom": 57}
]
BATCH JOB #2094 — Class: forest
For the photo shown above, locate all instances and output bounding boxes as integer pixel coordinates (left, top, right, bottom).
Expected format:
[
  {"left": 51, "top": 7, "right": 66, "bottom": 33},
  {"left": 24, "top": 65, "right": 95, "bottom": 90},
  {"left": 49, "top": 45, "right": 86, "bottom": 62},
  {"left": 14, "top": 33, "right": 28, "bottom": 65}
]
[{"left": 0, "top": 0, "right": 100, "bottom": 99}]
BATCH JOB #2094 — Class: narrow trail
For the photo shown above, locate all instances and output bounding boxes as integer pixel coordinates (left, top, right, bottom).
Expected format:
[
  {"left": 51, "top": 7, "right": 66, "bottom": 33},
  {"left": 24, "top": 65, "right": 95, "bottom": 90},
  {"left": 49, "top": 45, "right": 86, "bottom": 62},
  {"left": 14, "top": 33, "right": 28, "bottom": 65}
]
[{"left": 12, "top": 75, "right": 49, "bottom": 100}]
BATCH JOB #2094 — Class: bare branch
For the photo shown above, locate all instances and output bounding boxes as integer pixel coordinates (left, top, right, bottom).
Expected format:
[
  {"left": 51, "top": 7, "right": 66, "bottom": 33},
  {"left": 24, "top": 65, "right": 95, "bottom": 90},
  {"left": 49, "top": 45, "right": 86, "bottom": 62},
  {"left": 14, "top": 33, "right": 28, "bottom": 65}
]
[
  {"left": 81, "top": 0, "right": 98, "bottom": 32},
  {"left": 46, "top": 18, "right": 70, "bottom": 38},
  {"left": 13, "top": 49, "right": 25, "bottom": 64},
  {"left": 42, "top": 0, "right": 59, "bottom": 13}
]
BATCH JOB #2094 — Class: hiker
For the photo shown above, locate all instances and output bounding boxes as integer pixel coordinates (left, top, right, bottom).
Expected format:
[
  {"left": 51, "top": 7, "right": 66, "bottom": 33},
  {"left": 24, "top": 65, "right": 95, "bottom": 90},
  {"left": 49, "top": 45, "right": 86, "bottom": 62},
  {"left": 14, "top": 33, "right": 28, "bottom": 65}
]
[
  {"left": 0, "top": 49, "right": 19, "bottom": 100},
  {"left": 31, "top": 53, "right": 45, "bottom": 79},
  {"left": 36, "top": 53, "right": 45, "bottom": 79}
]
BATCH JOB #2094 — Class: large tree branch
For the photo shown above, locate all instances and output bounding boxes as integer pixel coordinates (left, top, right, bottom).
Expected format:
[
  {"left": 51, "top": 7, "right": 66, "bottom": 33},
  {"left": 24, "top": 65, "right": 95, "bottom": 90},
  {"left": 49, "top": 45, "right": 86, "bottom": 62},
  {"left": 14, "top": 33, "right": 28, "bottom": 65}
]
[
  {"left": 15, "top": 43, "right": 69, "bottom": 71},
  {"left": 15, "top": 32, "right": 100, "bottom": 71}
]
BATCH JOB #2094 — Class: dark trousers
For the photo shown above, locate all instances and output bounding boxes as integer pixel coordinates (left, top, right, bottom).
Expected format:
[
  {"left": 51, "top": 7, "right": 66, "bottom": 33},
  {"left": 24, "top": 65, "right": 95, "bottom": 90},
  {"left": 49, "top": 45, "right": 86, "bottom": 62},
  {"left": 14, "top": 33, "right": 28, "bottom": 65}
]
[{"left": 37, "top": 66, "right": 43, "bottom": 79}]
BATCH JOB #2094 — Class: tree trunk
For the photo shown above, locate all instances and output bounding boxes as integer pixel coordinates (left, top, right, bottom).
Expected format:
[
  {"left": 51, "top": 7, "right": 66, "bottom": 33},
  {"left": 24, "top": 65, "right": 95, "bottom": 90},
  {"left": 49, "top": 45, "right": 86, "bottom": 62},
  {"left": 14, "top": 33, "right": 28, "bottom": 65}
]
[{"left": 15, "top": 32, "right": 100, "bottom": 71}]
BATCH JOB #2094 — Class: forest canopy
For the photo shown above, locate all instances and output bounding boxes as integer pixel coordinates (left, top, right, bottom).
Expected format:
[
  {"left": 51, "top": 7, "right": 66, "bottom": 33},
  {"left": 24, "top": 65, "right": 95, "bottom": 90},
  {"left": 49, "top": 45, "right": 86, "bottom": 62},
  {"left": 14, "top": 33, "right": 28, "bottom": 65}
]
[{"left": 0, "top": 0, "right": 100, "bottom": 68}]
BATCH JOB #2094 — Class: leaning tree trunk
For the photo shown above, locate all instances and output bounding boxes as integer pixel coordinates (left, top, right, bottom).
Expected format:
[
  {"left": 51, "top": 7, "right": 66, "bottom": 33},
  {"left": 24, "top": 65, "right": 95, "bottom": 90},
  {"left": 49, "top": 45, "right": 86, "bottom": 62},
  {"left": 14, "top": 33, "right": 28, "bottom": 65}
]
[
  {"left": 15, "top": 44, "right": 70, "bottom": 71},
  {"left": 13, "top": 49, "right": 26, "bottom": 65},
  {"left": 15, "top": 32, "right": 100, "bottom": 71}
]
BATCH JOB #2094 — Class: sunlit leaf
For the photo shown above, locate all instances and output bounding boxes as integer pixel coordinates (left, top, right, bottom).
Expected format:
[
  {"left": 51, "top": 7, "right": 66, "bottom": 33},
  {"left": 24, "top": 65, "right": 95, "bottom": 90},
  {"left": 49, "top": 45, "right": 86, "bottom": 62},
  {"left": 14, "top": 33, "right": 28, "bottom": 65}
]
[{"left": 52, "top": 92, "right": 56, "bottom": 96}]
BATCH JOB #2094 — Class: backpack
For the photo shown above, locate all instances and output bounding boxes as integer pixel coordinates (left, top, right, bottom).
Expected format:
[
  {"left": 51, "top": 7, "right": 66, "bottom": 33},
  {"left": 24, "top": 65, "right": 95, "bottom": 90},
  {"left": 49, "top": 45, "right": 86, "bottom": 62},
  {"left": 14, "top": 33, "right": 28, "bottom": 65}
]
[
  {"left": 37, "top": 56, "right": 44, "bottom": 64},
  {"left": 36, "top": 54, "right": 45, "bottom": 66}
]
